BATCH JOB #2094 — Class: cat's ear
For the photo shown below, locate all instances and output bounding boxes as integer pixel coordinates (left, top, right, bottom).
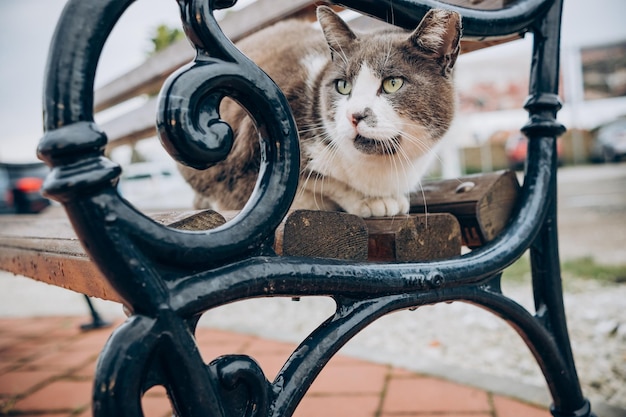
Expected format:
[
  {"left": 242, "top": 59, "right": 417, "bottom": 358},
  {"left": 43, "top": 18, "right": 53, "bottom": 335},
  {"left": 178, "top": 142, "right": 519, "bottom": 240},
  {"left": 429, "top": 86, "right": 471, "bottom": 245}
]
[
  {"left": 317, "top": 6, "right": 357, "bottom": 61},
  {"left": 409, "top": 9, "right": 462, "bottom": 75}
]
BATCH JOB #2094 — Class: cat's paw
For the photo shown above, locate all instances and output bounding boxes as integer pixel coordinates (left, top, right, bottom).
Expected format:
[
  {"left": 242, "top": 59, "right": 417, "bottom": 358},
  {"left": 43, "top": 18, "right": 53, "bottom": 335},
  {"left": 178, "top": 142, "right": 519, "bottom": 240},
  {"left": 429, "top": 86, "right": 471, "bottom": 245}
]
[{"left": 350, "top": 196, "right": 410, "bottom": 218}]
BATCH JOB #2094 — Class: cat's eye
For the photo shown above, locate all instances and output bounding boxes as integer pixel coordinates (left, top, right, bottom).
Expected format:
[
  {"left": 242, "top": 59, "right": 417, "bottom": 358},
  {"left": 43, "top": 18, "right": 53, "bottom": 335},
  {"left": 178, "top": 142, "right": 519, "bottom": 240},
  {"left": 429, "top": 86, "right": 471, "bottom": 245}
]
[
  {"left": 335, "top": 79, "right": 352, "bottom": 95},
  {"left": 382, "top": 77, "right": 404, "bottom": 94}
]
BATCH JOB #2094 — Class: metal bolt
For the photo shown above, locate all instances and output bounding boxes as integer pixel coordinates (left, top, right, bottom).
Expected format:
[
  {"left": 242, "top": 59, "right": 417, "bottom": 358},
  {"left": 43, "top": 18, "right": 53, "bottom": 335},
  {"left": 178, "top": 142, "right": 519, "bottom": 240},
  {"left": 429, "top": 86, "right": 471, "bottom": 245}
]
[{"left": 455, "top": 181, "right": 476, "bottom": 193}]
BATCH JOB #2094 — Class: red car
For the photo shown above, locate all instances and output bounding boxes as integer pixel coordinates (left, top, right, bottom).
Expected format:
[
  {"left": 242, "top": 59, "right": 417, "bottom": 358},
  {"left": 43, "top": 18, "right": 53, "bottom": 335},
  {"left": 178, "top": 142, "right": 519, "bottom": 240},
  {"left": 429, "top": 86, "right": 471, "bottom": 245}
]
[
  {"left": 0, "top": 162, "right": 51, "bottom": 214},
  {"left": 505, "top": 133, "right": 563, "bottom": 170}
]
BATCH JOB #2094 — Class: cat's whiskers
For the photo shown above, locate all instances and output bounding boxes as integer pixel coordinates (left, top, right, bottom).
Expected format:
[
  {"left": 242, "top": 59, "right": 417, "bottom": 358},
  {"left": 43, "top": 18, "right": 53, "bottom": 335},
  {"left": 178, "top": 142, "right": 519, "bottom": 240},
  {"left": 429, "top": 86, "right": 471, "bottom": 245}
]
[
  {"left": 314, "top": 138, "right": 343, "bottom": 209},
  {"left": 398, "top": 126, "right": 466, "bottom": 225},
  {"left": 404, "top": 131, "right": 447, "bottom": 169},
  {"left": 387, "top": 136, "right": 413, "bottom": 204},
  {"left": 297, "top": 123, "right": 326, "bottom": 135},
  {"left": 415, "top": 179, "right": 429, "bottom": 227},
  {"left": 393, "top": 140, "right": 430, "bottom": 225},
  {"left": 393, "top": 126, "right": 439, "bottom": 161},
  {"left": 296, "top": 124, "right": 341, "bottom": 210},
  {"left": 392, "top": 136, "right": 418, "bottom": 205},
  {"left": 383, "top": 143, "right": 406, "bottom": 223},
  {"left": 296, "top": 132, "right": 325, "bottom": 208},
  {"left": 387, "top": 128, "right": 436, "bottom": 222},
  {"left": 403, "top": 130, "right": 443, "bottom": 226}
]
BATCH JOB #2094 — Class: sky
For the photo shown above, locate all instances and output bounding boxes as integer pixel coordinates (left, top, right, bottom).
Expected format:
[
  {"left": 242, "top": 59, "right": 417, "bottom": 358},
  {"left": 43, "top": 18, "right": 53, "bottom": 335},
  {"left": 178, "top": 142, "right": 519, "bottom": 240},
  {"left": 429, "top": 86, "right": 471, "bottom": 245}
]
[
  {"left": 0, "top": 0, "right": 182, "bottom": 162},
  {"left": 0, "top": 0, "right": 625, "bottom": 162}
]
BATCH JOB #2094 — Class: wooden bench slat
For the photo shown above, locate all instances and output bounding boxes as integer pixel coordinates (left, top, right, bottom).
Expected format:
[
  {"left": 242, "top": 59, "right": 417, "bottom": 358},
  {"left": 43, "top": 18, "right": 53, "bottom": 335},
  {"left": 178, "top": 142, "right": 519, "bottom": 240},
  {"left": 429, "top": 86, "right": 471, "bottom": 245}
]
[
  {"left": 0, "top": 243, "right": 117, "bottom": 301},
  {"left": 280, "top": 210, "right": 370, "bottom": 261},
  {"left": 367, "top": 213, "right": 461, "bottom": 262},
  {"left": 0, "top": 209, "right": 460, "bottom": 301},
  {"left": 94, "top": 0, "right": 317, "bottom": 113},
  {"left": 100, "top": 96, "right": 159, "bottom": 149},
  {"left": 0, "top": 171, "right": 519, "bottom": 302},
  {"left": 410, "top": 170, "right": 520, "bottom": 247}
]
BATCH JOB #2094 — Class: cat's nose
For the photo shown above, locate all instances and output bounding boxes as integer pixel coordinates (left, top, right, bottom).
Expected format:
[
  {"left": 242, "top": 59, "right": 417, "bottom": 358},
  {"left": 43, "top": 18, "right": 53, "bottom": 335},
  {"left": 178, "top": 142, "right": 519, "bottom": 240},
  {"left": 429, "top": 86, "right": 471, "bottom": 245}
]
[
  {"left": 348, "top": 111, "right": 366, "bottom": 127},
  {"left": 348, "top": 107, "right": 374, "bottom": 127},
  {"left": 348, "top": 109, "right": 371, "bottom": 127}
]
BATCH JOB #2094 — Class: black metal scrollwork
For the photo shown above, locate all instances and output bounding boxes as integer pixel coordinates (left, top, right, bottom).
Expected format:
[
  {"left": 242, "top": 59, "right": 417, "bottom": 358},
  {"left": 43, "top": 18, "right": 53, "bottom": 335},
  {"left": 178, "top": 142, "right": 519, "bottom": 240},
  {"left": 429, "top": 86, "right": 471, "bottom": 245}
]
[{"left": 37, "top": 0, "right": 595, "bottom": 416}]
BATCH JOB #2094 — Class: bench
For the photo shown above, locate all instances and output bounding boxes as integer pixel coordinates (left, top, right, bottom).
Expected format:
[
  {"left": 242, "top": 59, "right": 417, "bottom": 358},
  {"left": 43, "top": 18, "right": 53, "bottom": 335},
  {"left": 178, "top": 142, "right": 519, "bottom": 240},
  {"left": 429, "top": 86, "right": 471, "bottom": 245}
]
[
  {"left": 0, "top": 0, "right": 596, "bottom": 416},
  {"left": 0, "top": 170, "right": 520, "bottom": 299}
]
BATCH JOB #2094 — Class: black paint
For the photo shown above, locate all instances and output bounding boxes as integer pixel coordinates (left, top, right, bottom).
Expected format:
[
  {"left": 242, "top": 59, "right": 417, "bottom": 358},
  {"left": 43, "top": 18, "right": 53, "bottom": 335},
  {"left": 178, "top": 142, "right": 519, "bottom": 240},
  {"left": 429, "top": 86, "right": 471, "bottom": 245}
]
[{"left": 37, "top": 0, "right": 594, "bottom": 416}]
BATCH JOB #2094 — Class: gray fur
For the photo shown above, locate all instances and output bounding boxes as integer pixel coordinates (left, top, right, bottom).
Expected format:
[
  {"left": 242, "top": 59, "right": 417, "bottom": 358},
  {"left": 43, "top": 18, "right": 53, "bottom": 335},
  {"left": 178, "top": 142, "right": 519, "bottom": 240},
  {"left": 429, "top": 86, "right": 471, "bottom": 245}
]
[{"left": 179, "top": 7, "right": 462, "bottom": 217}]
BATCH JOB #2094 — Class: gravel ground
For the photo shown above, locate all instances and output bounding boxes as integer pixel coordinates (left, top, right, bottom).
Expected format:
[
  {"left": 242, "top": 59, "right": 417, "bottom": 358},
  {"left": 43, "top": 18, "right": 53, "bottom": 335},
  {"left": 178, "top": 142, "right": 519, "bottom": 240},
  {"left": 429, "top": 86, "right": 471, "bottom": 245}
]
[{"left": 1, "top": 164, "right": 624, "bottom": 412}]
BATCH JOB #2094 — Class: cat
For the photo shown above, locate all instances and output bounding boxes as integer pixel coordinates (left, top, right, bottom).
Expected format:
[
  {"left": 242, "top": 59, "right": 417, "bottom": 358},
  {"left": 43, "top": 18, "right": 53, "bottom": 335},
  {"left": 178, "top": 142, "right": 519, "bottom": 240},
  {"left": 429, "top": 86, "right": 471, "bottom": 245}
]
[{"left": 179, "top": 6, "right": 462, "bottom": 217}]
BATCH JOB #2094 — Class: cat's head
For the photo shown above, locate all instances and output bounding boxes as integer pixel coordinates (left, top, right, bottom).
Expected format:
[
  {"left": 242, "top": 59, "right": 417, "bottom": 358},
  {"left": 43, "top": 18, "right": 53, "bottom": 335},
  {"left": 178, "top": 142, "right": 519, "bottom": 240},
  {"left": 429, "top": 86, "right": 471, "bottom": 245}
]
[{"left": 316, "top": 6, "right": 462, "bottom": 162}]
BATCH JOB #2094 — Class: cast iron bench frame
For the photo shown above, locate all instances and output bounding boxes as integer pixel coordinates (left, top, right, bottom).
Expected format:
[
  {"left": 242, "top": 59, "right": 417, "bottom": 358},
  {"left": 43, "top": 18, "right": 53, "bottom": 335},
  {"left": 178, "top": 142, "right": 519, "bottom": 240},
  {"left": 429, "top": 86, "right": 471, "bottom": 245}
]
[{"left": 34, "top": 0, "right": 594, "bottom": 416}]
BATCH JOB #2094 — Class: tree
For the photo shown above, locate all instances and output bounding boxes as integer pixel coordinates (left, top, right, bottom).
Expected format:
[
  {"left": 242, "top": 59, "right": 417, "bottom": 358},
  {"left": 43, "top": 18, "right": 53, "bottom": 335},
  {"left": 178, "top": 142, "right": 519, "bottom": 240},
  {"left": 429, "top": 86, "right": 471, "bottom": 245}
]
[{"left": 149, "top": 24, "right": 185, "bottom": 55}]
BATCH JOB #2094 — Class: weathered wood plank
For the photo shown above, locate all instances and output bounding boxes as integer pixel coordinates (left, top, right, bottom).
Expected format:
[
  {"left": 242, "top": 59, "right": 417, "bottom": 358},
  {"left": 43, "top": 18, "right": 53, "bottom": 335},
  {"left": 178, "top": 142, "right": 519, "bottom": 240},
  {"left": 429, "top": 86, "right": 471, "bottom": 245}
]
[
  {"left": 152, "top": 209, "right": 226, "bottom": 230},
  {"left": 97, "top": 0, "right": 522, "bottom": 148},
  {"left": 278, "top": 210, "right": 462, "bottom": 262},
  {"left": 281, "top": 210, "right": 369, "bottom": 261},
  {"left": 411, "top": 170, "right": 520, "bottom": 247},
  {"left": 94, "top": 0, "right": 317, "bottom": 113},
  {"left": 100, "top": 96, "right": 158, "bottom": 149},
  {"left": 367, "top": 213, "right": 461, "bottom": 261},
  {"left": 0, "top": 208, "right": 224, "bottom": 302},
  {"left": 0, "top": 246, "right": 119, "bottom": 302},
  {"left": 0, "top": 208, "right": 463, "bottom": 300},
  {"left": 0, "top": 172, "right": 518, "bottom": 301}
]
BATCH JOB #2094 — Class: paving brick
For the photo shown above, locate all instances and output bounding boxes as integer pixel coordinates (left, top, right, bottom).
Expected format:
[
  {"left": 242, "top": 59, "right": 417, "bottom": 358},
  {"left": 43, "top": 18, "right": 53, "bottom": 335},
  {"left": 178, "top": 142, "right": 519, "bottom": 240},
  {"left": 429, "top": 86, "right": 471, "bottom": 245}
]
[
  {"left": 62, "top": 329, "right": 113, "bottom": 352},
  {"left": 244, "top": 352, "right": 290, "bottom": 382},
  {"left": 0, "top": 317, "right": 558, "bottom": 417},
  {"left": 380, "top": 413, "right": 492, "bottom": 417},
  {"left": 0, "top": 317, "right": 77, "bottom": 338},
  {"left": 294, "top": 394, "right": 381, "bottom": 417},
  {"left": 330, "top": 355, "right": 381, "bottom": 367},
  {"left": 0, "top": 339, "right": 48, "bottom": 362},
  {"left": 76, "top": 408, "right": 94, "bottom": 417},
  {"left": 309, "top": 363, "right": 388, "bottom": 395},
  {"left": 71, "top": 356, "right": 100, "bottom": 378},
  {"left": 145, "top": 385, "right": 168, "bottom": 397},
  {"left": 195, "top": 327, "right": 255, "bottom": 346},
  {"left": 207, "top": 351, "right": 366, "bottom": 388},
  {"left": 142, "top": 394, "right": 174, "bottom": 417},
  {"left": 381, "top": 376, "right": 491, "bottom": 414},
  {"left": 244, "top": 337, "right": 298, "bottom": 355},
  {"left": 390, "top": 367, "right": 421, "bottom": 378},
  {"left": 25, "top": 346, "right": 98, "bottom": 370},
  {"left": 0, "top": 369, "right": 58, "bottom": 396},
  {"left": 0, "top": 334, "right": 18, "bottom": 350},
  {"left": 493, "top": 395, "right": 551, "bottom": 417},
  {"left": 12, "top": 379, "right": 92, "bottom": 412},
  {"left": 197, "top": 339, "right": 249, "bottom": 363},
  {"left": 46, "top": 317, "right": 88, "bottom": 338},
  {"left": 0, "top": 318, "right": 46, "bottom": 334}
]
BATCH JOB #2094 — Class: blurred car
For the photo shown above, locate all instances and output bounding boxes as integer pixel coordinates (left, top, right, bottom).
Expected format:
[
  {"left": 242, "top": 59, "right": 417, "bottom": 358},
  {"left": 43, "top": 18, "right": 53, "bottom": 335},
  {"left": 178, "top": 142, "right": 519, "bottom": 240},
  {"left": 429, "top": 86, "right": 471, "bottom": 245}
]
[
  {"left": 505, "top": 133, "right": 563, "bottom": 170},
  {"left": 0, "top": 162, "right": 51, "bottom": 214},
  {"left": 589, "top": 118, "right": 626, "bottom": 163}
]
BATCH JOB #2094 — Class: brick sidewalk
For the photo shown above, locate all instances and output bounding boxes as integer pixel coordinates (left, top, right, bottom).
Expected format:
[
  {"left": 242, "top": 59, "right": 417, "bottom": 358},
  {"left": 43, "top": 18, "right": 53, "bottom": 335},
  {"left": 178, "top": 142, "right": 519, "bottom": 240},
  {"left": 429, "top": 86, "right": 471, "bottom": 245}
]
[{"left": 0, "top": 316, "right": 550, "bottom": 417}]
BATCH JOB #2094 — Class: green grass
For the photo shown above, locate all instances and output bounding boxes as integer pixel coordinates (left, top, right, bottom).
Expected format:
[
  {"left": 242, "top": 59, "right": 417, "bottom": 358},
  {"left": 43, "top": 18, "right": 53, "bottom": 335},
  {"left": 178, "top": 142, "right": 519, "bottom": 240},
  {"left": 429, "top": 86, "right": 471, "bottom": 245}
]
[
  {"left": 501, "top": 255, "right": 532, "bottom": 282},
  {"left": 562, "top": 257, "right": 626, "bottom": 283},
  {"left": 502, "top": 255, "right": 626, "bottom": 284}
]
